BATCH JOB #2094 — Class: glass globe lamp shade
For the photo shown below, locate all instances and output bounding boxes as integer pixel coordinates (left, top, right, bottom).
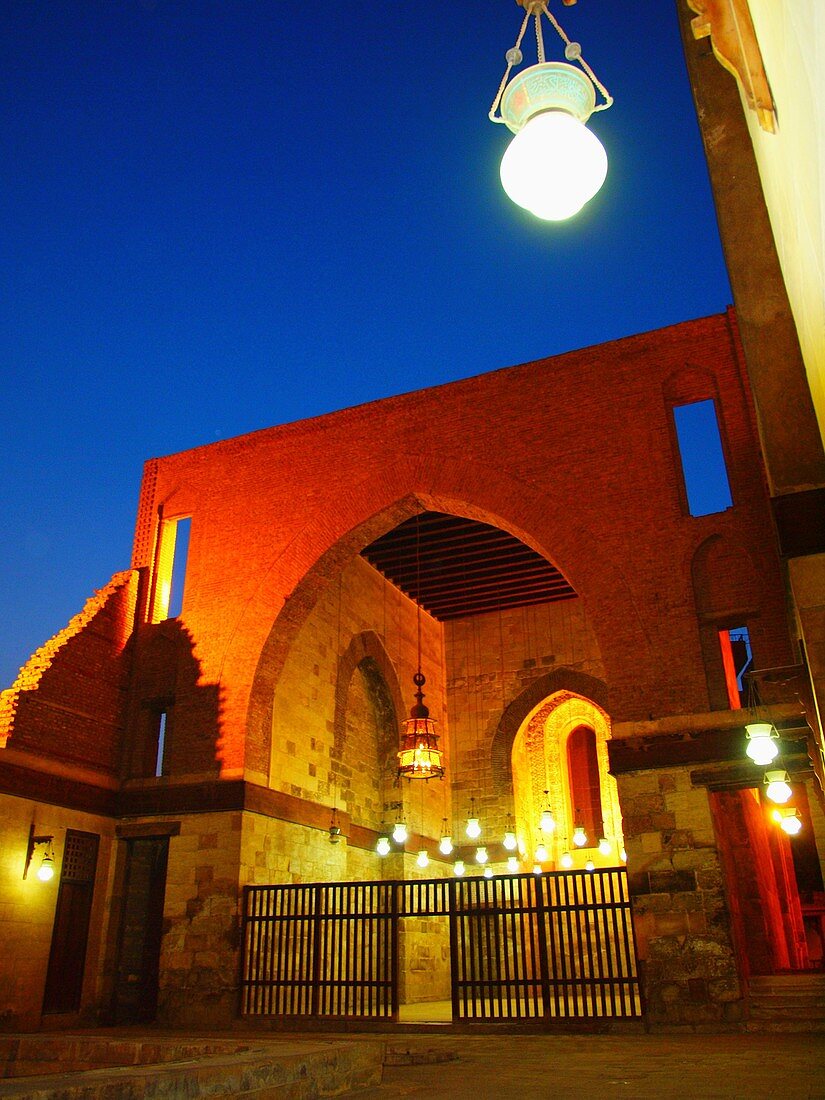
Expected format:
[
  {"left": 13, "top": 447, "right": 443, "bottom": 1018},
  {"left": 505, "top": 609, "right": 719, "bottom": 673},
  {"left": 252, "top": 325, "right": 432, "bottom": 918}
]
[
  {"left": 539, "top": 807, "right": 557, "bottom": 834},
  {"left": 764, "top": 770, "right": 793, "bottom": 804},
  {"left": 483, "top": 866, "right": 494, "bottom": 879},
  {"left": 507, "top": 856, "right": 520, "bottom": 874},
  {"left": 416, "top": 849, "right": 430, "bottom": 869},
  {"left": 532, "top": 864, "right": 543, "bottom": 875},
  {"left": 779, "top": 810, "right": 802, "bottom": 836},
  {"left": 376, "top": 835, "right": 391, "bottom": 857},
  {"left": 392, "top": 821, "right": 408, "bottom": 845},
  {"left": 598, "top": 837, "right": 611, "bottom": 858},
  {"left": 466, "top": 817, "right": 482, "bottom": 840},
  {"left": 560, "top": 851, "right": 573, "bottom": 869},
  {"left": 535, "top": 843, "right": 549, "bottom": 863},
  {"left": 439, "top": 833, "right": 454, "bottom": 856},
  {"left": 572, "top": 826, "right": 588, "bottom": 848},
  {"left": 503, "top": 830, "right": 518, "bottom": 851},
  {"left": 454, "top": 860, "right": 466, "bottom": 877},
  {"left": 476, "top": 846, "right": 489, "bottom": 865},
  {"left": 745, "top": 722, "right": 780, "bottom": 765},
  {"left": 585, "top": 859, "right": 595, "bottom": 872},
  {"left": 37, "top": 855, "right": 55, "bottom": 883},
  {"left": 500, "top": 110, "right": 607, "bottom": 222}
]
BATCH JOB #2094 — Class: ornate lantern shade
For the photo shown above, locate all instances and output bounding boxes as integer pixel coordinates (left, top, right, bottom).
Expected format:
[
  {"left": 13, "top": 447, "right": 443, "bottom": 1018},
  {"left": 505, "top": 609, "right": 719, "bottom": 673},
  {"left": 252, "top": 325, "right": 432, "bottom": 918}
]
[{"left": 397, "top": 672, "right": 445, "bottom": 780}]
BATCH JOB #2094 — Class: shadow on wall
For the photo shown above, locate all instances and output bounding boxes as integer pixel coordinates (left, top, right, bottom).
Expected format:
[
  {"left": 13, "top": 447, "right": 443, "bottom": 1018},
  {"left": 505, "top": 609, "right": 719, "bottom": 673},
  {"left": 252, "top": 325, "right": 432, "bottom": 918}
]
[{"left": 127, "top": 619, "right": 224, "bottom": 780}]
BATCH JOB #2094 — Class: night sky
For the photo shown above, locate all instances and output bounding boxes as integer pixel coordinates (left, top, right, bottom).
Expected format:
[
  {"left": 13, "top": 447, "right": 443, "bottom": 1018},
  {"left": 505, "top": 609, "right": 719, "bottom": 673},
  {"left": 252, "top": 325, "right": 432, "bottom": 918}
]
[{"left": 1, "top": 0, "right": 732, "bottom": 687}]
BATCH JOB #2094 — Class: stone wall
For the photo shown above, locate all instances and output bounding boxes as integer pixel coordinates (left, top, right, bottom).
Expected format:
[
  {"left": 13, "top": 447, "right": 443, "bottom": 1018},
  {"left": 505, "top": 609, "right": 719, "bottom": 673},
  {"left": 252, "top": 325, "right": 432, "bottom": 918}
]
[
  {"left": 0, "top": 794, "right": 116, "bottom": 1031},
  {"left": 617, "top": 767, "right": 743, "bottom": 1026}
]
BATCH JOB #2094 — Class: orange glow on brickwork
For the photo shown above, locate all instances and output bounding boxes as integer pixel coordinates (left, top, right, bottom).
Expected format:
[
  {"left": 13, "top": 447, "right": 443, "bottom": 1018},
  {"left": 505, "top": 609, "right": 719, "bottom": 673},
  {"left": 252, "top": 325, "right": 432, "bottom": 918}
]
[{"left": 0, "top": 571, "right": 137, "bottom": 749}]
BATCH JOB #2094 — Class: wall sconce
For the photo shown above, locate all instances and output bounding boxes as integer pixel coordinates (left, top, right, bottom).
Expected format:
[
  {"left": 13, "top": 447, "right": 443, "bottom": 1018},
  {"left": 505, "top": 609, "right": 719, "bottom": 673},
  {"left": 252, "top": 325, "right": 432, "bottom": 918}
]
[
  {"left": 24, "top": 825, "right": 55, "bottom": 881},
  {"left": 328, "top": 808, "right": 342, "bottom": 844}
]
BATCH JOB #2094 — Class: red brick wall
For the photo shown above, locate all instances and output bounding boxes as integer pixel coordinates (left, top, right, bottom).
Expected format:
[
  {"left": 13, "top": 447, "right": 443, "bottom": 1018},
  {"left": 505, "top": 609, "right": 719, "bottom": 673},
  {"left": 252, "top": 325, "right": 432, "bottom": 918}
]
[
  {"left": 125, "top": 310, "right": 792, "bottom": 778},
  {"left": 0, "top": 571, "right": 139, "bottom": 773}
]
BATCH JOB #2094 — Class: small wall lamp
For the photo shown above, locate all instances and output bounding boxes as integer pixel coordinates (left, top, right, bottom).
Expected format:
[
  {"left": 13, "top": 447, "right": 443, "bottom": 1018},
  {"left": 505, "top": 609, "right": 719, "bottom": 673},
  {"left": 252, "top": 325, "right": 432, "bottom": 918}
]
[{"left": 24, "top": 824, "right": 55, "bottom": 882}]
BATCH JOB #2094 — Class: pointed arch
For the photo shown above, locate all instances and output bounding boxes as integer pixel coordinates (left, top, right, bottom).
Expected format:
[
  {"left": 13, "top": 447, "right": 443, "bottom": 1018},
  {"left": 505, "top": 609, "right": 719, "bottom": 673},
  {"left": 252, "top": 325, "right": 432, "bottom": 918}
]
[{"left": 490, "top": 668, "right": 609, "bottom": 796}]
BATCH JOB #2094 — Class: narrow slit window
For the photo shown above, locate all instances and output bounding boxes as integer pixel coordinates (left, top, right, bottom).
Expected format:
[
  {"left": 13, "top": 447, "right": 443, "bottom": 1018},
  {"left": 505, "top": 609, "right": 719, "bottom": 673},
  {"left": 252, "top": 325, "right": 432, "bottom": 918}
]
[
  {"left": 718, "top": 626, "right": 752, "bottom": 709},
  {"left": 167, "top": 517, "right": 191, "bottom": 618},
  {"left": 672, "top": 399, "right": 733, "bottom": 516},
  {"left": 155, "top": 710, "right": 168, "bottom": 777}
]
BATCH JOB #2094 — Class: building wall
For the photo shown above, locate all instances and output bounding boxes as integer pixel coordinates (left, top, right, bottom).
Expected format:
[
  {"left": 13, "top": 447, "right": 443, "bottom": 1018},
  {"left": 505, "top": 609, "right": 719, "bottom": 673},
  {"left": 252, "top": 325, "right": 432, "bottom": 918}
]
[
  {"left": 0, "top": 794, "right": 117, "bottom": 1031},
  {"left": 744, "top": 0, "right": 825, "bottom": 443}
]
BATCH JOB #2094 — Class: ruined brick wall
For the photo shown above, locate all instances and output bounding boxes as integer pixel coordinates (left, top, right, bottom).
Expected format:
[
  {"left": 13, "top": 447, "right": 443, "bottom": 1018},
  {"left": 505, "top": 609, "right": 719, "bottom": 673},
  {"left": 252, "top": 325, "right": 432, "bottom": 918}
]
[
  {"left": 128, "top": 311, "right": 793, "bottom": 785},
  {"left": 0, "top": 571, "right": 139, "bottom": 773}
]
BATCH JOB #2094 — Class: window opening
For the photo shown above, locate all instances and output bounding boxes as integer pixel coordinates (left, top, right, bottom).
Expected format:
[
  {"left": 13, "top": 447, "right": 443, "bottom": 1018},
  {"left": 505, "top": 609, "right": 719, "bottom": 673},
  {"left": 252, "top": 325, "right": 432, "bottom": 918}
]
[
  {"left": 718, "top": 626, "right": 752, "bottom": 709},
  {"left": 567, "top": 726, "right": 603, "bottom": 845},
  {"left": 672, "top": 399, "right": 733, "bottom": 516},
  {"left": 166, "top": 517, "right": 191, "bottom": 618},
  {"left": 154, "top": 710, "right": 168, "bottom": 777}
]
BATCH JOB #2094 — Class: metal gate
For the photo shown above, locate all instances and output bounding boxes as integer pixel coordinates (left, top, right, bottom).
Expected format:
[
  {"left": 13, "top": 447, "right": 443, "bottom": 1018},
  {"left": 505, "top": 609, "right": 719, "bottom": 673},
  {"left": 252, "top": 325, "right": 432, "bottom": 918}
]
[{"left": 240, "top": 869, "right": 642, "bottom": 1022}]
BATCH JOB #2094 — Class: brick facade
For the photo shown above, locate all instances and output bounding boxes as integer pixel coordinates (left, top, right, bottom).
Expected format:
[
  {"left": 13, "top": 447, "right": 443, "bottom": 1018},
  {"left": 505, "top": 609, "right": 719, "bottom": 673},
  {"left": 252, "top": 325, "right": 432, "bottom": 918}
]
[{"left": 1, "top": 311, "right": 817, "bottom": 1030}]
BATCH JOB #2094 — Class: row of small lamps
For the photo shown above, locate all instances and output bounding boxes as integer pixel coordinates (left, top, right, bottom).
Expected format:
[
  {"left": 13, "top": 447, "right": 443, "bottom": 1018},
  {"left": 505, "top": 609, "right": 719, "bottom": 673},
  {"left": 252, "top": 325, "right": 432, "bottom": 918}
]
[{"left": 745, "top": 721, "right": 803, "bottom": 835}]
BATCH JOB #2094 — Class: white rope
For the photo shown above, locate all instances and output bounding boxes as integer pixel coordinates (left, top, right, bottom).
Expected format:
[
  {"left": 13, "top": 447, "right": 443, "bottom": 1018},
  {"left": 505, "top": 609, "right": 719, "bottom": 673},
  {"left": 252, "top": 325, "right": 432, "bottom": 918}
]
[
  {"left": 489, "top": 8, "right": 532, "bottom": 123},
  {"left": 540, "top": 2, "right": 613, "bottom": 110}
]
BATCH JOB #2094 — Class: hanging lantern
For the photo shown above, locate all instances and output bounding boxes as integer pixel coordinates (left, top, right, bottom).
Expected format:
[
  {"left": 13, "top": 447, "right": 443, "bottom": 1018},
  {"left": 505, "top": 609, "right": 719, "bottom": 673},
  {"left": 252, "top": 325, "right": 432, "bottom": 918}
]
[
  {"left": 535, "top": 842, "right": 549, "bottom": 863},
  {"left": 398, "top": 672, "right": 445, "bottom": 779},
  {"left": 416, "top": 849, "right": 430, "bottom": 869},
  {"left": 745, "top": 721, "right": 780, "bottom": 765},
  {"left": 454, "top": 860, "right": 466, "bottom": 877},
  {"left": 764, "top": 769, "right": 793, "bottom": 804},
  {"left": 392, "top": 820, "right": 408, "bottom": 845},
  {"left": 476, "top": 846, "right": 489, "bottom": 865},
  {"left": 597, "top": 837, "right": 611, "bottom": 857},
  {"left": 376, "top": 834, "right": 391, "bottom": 857},
  {"left": 503, "top": 812, "right": 518, "bottom": 850},
  {"left": 507, "top": 855, "right": 520, "bottom": 874},
  {"left": 539, "top": 791, "right": 556, "bottom": 833},
  {"left": 439, "top": 821, "right": 454, "bottom": 856},
  {"left": 466, "top": 797, "right": 482, "bottom": 839},
  {"left": 560, "top": 850, "right": 573, "bottom": 869},
  {"left": 483, "top": 866, "right": 494, "bottom": 879},
  {"left": 572, "top": 825, "right": 588, "bottom": 847}
]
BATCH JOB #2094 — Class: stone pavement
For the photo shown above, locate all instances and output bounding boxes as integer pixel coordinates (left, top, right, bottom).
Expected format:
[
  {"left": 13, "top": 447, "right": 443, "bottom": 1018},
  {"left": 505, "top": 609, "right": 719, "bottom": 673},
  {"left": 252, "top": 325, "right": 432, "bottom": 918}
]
[{"left": 345, "top": 1032, "right": 825, "bottom": 1099}]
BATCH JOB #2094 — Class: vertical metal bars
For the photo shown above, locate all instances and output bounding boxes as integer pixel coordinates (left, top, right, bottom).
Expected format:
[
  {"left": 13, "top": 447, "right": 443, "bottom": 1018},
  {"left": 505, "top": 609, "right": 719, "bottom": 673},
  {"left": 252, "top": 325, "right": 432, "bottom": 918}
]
[{"left": 240, "top": 868, "right": 642, "bottom": 1022}]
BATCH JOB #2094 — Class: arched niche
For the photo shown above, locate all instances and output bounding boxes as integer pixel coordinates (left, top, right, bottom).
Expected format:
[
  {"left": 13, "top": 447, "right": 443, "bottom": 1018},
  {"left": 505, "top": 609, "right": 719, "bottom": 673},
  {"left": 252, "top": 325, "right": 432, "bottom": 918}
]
[{"left": 511, "top": 691, "right": 623, "bottom": 869}]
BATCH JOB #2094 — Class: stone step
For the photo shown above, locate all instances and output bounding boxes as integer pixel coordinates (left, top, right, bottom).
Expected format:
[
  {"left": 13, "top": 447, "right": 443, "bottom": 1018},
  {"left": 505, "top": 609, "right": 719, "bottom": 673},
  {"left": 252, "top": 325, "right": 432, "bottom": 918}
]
[{"left": 749, "top": 1003, "right": 825, "bottom": 1019}]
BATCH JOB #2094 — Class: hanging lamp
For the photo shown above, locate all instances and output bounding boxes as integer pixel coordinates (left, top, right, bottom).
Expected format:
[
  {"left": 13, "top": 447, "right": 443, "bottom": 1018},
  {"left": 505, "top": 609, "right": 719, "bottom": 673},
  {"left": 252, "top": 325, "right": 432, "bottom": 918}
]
[
  {"left": 538, "top": 791, "right": 556, "bottom": 833},
  {"left": 489, "top": 1, "right": 612, "bottom": 221},
  {"left": 397, "top": 516, "right": 445, "bottom": 780}
]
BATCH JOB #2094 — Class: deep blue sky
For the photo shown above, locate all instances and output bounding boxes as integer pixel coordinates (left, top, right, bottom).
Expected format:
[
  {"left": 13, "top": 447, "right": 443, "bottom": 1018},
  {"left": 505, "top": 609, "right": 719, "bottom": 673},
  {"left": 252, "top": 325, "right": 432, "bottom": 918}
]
[{"left": 1, "top": 1, "right": 731, "bottom": 687}]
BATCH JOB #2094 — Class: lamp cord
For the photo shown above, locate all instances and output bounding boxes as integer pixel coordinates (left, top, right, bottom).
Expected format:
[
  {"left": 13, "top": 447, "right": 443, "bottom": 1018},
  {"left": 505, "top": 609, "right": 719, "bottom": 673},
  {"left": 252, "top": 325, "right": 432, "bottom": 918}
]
[{"left": 489, "top": 2, "right": 613, "bottom": 123}]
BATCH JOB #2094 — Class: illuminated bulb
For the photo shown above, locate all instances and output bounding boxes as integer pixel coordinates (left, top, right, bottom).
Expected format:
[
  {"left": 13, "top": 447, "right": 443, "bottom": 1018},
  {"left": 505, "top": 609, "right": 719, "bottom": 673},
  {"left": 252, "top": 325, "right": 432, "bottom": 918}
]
[
  {"left": 764, "top": 770, "right": 793, "bottom": 805},
  {"left": 532, "top": 864, "right": 542, "bottom": 875},
  {"left": 503, "top": 830, "right": 518, "bottom": 851},
  {"left": 416, "top": 849, "right": 430, "bottom": 869},
  {"left": 483, "top": 866, "right": 494, "bottom": 879},
  {"left": 619, "top": 847, "right": 627, "bottom": 863},
  {"left": 535, "top": 843, "right": 549, "bottom": 863},
  {"left": 745, "top": 722, "right": 780, "bottom": 765},
  {"left": 500, "top": 110, "right": 607, "bottom": 222},
  {"left": 539, "top": 807, "right": 556, "bottom": 834},
  {"left": 560, "top": 851, "right": 573, "bottom": 870},
  {"left": 439, "top": 834, "right": 454, "bottom": 856},
  {"left": 466, "top": 817, "right": 481, "bottom": 840},
  {"left": 572, "top": 826, "right": 587, "bottom": 848},
  {"left": 598, "top": 837, "right": 611, "bottom": 858},
  {"left": 779, "top": 810, "right": 803, "bottom": 836},
  {"left": 376, "top": 836, "right": 391, "bottom": 857},
  {"left": 585, "top": 859, "right": 595, "bottom": 872},
  {"left": 475, "top": 846, "right": 488, "bottom": 865},
  {"left": 37, "top": 855, "right": 55, "bottom": 883},
  {"left": 392, "top": 821, "right": 408, "bottom": 845},
  {"left": 454, "top": 860, "right": 466, "bottom": 877},
  {"left": 507, "top": 856, "right": 520, "bottom": 874}
]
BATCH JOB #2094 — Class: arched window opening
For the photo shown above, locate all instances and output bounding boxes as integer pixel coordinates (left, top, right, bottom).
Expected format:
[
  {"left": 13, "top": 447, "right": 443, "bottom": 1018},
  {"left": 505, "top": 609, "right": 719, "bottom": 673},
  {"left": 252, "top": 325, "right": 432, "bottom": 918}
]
[{"left": 567, "top": 725, "right": 603, "bottom": 845}]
